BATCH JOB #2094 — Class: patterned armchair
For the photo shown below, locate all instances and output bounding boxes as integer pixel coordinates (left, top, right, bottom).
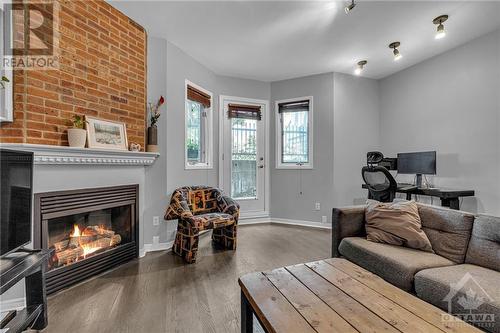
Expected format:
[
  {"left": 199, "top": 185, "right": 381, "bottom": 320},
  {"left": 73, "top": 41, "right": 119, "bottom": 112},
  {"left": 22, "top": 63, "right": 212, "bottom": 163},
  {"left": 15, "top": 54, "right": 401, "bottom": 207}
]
[{"left": 164, "top": 186, "right": 240, "bottom": 263}]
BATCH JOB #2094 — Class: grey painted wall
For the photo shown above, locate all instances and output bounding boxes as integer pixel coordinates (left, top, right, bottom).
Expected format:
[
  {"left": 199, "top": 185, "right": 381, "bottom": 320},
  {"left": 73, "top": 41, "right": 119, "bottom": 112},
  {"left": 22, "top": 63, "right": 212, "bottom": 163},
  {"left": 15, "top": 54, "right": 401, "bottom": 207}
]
[
  {"left": 143, "top": 27, "right": 500, "bottom": 237},
  {"left": 217, "top": 75, "right": 270, "bottom": 101},
  {"left": 270, "top": 73, "right": 335, "bottom": 223},
  {"left": 144, "top": 37, "right": 169, "bottom": 244},
  {"left": 379, "top": 29, "right": 500, "bottom": 215},
  {"left": 143, "top": 38, "right": 271, "bottom": 246},
  {"left": 333, "top": 73, "right": 380, "bottom": 207},
  {"left": 268, "top": 72, "right": 382, "bottom": 223},
  {"left": 162, "top": 41, "right": 219, "bottom": 242}
]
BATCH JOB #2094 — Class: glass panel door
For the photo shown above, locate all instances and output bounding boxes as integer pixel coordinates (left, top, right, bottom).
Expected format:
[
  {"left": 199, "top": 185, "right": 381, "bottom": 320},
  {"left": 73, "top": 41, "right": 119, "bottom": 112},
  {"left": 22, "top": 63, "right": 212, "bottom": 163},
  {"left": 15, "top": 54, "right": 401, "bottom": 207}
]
[
  {"left": 231, "top": 118, "right": 257, "bottom": 199},
  {"left": 221, "top": 98, "right": 267, "bottom": 214}
]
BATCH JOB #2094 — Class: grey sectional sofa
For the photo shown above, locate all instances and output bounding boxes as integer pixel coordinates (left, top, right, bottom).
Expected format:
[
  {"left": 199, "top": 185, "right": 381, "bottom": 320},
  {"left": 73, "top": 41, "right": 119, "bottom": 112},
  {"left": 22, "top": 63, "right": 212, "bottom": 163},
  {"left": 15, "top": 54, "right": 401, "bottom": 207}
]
[{"left": 332, "top": 203, "right": 500, "bottom": 333}]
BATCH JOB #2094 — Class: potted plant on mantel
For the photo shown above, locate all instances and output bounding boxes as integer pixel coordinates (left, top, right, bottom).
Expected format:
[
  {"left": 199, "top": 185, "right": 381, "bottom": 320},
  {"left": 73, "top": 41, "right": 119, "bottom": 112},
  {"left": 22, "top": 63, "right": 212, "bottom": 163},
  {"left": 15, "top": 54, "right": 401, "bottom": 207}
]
[
  {"left": 147, "top": 96, "right": 165, "bottom": 153},
  {"left": 67, "top": 115, "right": 87, "bottom": 148}
]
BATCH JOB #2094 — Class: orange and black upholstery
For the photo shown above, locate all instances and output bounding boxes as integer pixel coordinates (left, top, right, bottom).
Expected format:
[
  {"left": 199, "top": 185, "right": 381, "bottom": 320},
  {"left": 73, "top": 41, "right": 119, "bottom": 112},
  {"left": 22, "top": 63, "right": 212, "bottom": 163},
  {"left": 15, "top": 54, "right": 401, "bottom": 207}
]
[{"left": 164, "top": 186, "right": 240, "bottom": 263}]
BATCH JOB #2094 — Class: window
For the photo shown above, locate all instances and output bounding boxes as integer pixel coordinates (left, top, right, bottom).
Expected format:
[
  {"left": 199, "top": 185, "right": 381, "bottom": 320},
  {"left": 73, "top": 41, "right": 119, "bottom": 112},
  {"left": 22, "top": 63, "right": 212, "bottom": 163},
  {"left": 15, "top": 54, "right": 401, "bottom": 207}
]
[
  {"left": 276, "top": 97, "right": 313, "bottom": 169},
  {"left": 185, "top": 80, "right": 213, "bottom": 169}
]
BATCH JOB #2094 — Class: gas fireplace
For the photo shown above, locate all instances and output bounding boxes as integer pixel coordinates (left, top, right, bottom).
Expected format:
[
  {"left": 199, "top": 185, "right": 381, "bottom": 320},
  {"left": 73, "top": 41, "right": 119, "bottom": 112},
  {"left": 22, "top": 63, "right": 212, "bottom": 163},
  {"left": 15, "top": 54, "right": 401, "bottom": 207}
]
[{"left": 34, "top": 185, "right": 138, "bottom": 294}]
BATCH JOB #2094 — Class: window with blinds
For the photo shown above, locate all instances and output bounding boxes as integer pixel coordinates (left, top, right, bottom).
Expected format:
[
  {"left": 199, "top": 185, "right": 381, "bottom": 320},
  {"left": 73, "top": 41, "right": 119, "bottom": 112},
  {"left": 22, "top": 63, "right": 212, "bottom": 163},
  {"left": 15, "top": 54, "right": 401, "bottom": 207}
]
[
  {"left": 276, "top": 97, "right": 313, "bottom": 169},
  {"left": 227, "top": 104, "right": 262, "bottom": 120},
  {"left": 185, "top": 81, "right": 213, "bottom": 169}
]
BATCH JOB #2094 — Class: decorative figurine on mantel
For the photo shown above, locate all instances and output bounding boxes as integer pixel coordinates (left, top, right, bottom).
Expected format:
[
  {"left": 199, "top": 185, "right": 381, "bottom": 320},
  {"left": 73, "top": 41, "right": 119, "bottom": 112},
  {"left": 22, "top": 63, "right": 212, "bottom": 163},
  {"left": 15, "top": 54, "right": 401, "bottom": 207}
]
[{"left": 147, "top": 96, "right": 164, "bottom": 153}]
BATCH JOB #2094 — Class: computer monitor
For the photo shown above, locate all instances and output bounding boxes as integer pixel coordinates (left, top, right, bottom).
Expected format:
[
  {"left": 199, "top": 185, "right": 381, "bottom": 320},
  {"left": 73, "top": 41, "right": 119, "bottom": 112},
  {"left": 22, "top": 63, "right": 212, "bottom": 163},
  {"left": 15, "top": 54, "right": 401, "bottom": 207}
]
[{"left": 397, "top": 151, "right": 436, "bottom": 188}]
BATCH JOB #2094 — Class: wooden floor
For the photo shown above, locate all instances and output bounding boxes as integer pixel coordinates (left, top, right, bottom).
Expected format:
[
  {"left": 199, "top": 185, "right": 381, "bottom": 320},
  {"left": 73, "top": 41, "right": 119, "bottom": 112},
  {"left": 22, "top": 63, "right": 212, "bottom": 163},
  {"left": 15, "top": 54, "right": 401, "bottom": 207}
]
[{"left": 43, "top": 224, "right": 330, "bottom": 333}]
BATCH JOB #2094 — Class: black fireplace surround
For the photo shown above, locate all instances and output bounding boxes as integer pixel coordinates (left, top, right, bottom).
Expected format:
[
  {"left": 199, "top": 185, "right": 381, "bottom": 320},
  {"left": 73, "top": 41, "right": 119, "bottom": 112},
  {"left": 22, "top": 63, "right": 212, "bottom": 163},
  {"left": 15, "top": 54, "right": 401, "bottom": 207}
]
[{"left": 34, "top": 185, "right": 139, "bottom": 294}]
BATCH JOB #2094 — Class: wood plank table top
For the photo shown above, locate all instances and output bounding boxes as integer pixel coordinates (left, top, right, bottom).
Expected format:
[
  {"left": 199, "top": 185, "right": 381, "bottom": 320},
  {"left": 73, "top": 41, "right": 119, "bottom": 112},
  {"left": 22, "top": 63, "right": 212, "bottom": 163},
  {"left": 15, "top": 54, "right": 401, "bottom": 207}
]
[{"left": 238, "top": 258, "right": 482, "bottom": 333}]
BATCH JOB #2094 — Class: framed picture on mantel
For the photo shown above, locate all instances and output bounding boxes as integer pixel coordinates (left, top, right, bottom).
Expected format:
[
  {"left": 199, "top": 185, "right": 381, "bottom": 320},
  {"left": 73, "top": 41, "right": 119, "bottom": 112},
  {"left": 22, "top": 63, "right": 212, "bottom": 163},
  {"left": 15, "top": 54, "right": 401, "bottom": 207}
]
[{"left": 86, "top": 116, "right": 128, "bottom": 151}]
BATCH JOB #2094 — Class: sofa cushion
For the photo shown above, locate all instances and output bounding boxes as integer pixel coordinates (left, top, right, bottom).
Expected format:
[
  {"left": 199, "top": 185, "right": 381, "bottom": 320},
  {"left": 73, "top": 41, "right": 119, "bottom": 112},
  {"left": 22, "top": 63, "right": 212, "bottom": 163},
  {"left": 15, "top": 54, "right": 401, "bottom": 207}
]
[
  {"left": 191, "top": 213, "right": 235, "bottom": 231},
  {"left": 415, "top": 264, "right": 500, "bottom": 333},
  {"left": 338, "top": 237, "right": 455, "bottom": 291},
  {"left": 418, "top": 203, "right": 474, "bottom": 263},
  {"left": 365, "top": 200, "right": 433, "bottom": 252},
  {"left": 465, "top": 214, "right": 500, "bottom": 272}
]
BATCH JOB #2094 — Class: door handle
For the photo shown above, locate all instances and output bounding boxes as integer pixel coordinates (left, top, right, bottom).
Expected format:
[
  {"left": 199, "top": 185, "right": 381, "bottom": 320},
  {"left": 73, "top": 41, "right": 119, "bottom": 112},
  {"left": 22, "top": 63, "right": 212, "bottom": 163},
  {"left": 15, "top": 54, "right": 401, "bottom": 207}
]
[{"left": 258, "top": 165, "right": 264, "bottom": 169}]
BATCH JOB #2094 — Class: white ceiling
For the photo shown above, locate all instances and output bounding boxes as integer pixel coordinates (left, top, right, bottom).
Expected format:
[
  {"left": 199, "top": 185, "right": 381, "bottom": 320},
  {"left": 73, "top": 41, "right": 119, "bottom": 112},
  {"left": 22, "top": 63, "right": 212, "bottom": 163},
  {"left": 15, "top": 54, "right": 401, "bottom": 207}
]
[{"left": 113, "top": 1, "right": 500, "bottom": 81}]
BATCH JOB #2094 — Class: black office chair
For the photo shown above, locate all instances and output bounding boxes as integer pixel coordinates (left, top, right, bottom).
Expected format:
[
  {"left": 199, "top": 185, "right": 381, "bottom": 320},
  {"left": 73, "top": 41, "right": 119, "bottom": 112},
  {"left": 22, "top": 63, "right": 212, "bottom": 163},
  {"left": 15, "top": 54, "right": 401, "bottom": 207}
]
[{"left": 362, "top": 152, "right": 398, "bottom": 202}]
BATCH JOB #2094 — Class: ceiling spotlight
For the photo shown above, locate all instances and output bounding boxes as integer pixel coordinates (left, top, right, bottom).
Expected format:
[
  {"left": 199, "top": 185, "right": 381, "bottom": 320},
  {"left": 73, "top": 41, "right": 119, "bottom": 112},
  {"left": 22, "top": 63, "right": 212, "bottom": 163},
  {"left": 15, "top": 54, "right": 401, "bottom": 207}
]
[
  {"left": 433, "top": 15, "right": 448, "bottom": 39},
  {"left": 345, "top": 0, "right": 356, "bottom": 14},
  {"left": 389, "top": 42, "right": 402, "bottom": 61},
  {"left": 354, "top": 60, "right": 367, "bottom": 75}
]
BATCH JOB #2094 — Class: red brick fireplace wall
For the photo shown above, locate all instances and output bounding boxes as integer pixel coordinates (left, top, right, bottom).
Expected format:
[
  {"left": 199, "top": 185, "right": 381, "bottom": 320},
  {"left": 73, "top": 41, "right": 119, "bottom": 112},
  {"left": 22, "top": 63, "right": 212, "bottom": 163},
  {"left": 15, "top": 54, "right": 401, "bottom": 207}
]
[{"left": 0, "top": 0, "right": 147, "bottom": 148}]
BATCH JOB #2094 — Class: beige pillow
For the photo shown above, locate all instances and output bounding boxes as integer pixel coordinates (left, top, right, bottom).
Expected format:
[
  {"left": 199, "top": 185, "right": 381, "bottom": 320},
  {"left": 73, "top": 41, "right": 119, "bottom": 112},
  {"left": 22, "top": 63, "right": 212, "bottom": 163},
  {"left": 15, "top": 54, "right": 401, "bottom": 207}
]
[{"left": 365, "top": 200, "right": 434, "bottom": 252}]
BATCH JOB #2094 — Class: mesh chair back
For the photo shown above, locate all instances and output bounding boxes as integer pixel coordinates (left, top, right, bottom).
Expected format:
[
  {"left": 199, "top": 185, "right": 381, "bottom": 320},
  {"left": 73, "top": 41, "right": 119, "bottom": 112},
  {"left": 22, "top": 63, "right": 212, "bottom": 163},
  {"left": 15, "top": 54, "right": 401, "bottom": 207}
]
[{"left": 362, "top": 166, "right": 397, "bottom": 202}]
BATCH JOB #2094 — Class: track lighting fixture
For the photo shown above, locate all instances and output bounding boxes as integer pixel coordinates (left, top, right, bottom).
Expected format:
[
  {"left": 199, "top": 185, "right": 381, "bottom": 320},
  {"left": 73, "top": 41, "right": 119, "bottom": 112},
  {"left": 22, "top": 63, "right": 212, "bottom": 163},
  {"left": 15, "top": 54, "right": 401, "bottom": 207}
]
[
  {"left": 354, "top": 60, "right": 367, "bottom": 75},
  {"left": 433, "top": 15, "right": 448, "bottom": 39},
  {"left": 389, "top": 42, "right": 402, "bottom": 61},
  {"left": 345, "top": 0, "right": 356, "bottom": 14}
]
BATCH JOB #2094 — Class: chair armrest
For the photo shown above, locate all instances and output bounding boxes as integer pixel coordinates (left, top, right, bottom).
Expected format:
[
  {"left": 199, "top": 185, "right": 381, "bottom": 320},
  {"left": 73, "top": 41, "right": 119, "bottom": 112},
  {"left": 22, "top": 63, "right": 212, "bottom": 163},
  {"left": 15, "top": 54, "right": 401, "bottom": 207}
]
[
  {"left": 332, "top": 205, "right": 366, "bottom": 257},
  {"left": 217, "top": 195, "right": 240, "bottom": 220},
  {"left": 164, "top": 194, "right": 193, "bottom": 221}
]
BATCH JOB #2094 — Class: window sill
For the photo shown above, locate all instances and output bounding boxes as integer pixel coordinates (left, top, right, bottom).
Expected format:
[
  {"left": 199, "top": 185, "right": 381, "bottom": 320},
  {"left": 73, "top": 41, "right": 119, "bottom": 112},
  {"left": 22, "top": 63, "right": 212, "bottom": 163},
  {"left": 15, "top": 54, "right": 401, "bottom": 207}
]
[
  {"left": 185, "top": 163, "right": 213, "bottom": 170},
  {"left": 235, "top": 196, "right": 258, "bottom": 201},
  {"left": 276, "top": 164, "right": 314, "bottom": 170}
]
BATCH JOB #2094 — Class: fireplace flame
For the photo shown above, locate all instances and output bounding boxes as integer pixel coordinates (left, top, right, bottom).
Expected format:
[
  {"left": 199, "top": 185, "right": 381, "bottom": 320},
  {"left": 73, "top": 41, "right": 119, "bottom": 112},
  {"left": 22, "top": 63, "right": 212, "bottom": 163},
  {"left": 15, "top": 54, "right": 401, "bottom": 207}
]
[
  {"left": 82, "top": 244, "right": 100, "bottom": 257},
  {"left": 70, "top": 224, "right": 81, "bottom": 237},
  {"left": 51, "top": 224, "right": 122, "bottom": 268}
]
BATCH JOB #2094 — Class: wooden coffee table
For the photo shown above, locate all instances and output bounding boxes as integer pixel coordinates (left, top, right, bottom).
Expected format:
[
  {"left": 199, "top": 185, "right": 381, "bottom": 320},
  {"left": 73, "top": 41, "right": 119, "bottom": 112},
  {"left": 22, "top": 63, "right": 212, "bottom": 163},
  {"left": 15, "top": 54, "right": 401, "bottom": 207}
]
[{"left": 239, "top": 258, "right": 482, "bottom": 333}]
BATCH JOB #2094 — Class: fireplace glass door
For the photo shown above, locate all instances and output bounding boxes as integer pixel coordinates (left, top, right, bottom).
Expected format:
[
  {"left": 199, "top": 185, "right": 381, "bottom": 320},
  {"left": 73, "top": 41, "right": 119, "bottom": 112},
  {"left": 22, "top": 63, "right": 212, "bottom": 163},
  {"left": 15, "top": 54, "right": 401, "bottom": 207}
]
[{"left": 47, "top": 205, "right": 132, "bottom": 270}]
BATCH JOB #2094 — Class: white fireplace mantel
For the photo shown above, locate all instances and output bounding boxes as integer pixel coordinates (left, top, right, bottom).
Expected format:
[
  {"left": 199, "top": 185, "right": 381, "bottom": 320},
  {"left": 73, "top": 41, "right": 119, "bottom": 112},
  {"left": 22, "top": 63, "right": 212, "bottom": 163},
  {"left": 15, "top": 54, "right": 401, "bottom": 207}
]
[{"left": 0, "top": 144, "right": 160, "bottom": 166}]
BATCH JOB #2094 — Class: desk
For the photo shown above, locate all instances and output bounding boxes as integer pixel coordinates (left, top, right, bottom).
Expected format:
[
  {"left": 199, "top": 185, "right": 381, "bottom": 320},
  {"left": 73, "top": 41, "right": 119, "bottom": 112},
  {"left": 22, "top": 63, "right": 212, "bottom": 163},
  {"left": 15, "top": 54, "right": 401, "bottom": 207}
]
[{"left": 362, "top": 184, "right": 475, "bottom": 210}]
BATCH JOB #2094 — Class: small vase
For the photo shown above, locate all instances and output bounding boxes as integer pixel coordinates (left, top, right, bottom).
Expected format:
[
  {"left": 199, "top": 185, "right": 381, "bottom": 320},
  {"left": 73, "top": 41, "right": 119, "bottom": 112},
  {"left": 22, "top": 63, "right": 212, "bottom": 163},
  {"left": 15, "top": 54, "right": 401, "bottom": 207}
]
[
  {"left": 147, "top": 125, "right": 158, "bottom": 152},
  {"left": 67, "top": 128, "right": 87, "bottom": 148}
]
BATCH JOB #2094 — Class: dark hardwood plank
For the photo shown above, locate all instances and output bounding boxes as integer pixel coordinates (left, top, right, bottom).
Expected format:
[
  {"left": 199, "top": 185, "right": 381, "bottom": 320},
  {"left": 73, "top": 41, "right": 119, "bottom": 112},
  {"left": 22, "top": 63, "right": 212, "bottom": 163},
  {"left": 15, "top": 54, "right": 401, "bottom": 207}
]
[
  {"left": 43, "top": 224, "right": 331, "bottom": 333},
  {"left": 239, "top": 272, "right": 316, "bottom": 333},
  {"left": 306, "top": 261, "right": 443, "bottom": 333},
  {"left": 264, "top": 267, "right": 358, "bottom": 333},
  {"left": 285, "top": 264, "right": 400, "bottom": 333},
  {"left": 325, "top": 258, "right": 482, "bottom": 333}
]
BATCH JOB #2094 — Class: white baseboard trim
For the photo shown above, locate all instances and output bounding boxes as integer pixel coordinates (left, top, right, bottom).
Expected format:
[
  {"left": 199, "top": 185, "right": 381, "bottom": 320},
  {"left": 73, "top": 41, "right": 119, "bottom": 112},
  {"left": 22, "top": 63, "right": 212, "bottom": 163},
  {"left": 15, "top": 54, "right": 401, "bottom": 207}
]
[
  {"left": 239, "top": 216, "right": 331, "bottom": 229},
  {"left": 271, "top": 218, "right": 331, "bottom": 229},
  {"left": 239, "top": 217, "right": 272, "bottom": 225},
  {"left": 140, "top": 241, "right": 174, "bottom": 257},
  {"left": 0, "top": 297, "right": 25, "bottom": 311},
  {"left": 239, "top": 211, "right": 270, "bottom": 220}
]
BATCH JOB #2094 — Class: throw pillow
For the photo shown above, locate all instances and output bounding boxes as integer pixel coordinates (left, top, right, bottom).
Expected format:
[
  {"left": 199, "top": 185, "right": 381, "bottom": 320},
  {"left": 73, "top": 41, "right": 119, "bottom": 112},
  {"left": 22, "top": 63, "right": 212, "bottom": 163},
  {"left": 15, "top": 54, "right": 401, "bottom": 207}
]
[{"left": 365, "top": 199, "right": 434, "bottom": 252}]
